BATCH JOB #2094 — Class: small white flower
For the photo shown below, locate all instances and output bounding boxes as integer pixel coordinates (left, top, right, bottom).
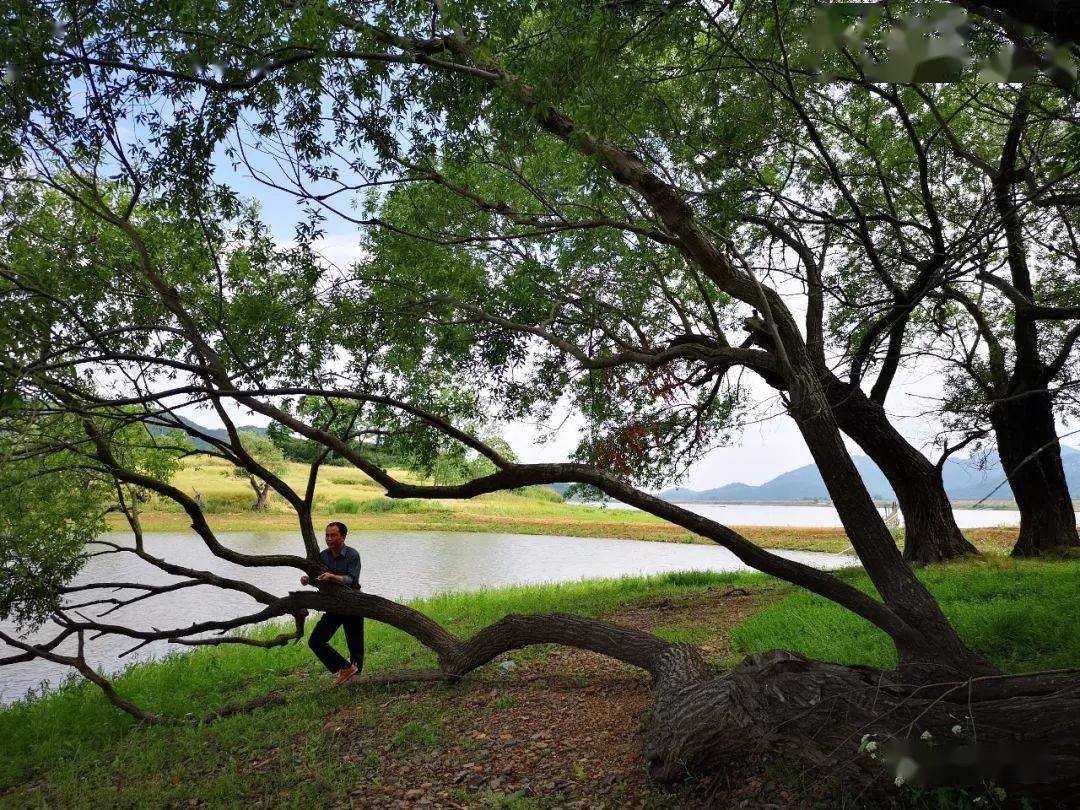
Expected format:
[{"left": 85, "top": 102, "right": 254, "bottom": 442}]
[
  {"left": 894, "top": 756, "right": 919, "bottom": 784},
  {"left": 951, "top": 724, "right": 963, "bottom": 736},
  {"left": 865, "top": 741, "right": 878, "bottom": 753},
  {"left": 894, "top": 775, "right": 905, "bottom": 787},
  {"left": 920, "top": 730, "right": 932, "bottom": 741}
]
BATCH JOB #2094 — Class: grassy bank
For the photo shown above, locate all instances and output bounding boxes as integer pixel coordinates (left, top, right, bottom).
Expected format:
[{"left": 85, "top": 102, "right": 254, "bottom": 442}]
[
  {"left": 109, "top": 458, "right": 1024, "bottom": 554},
  {"left": 2, "top": 560, "right": 1077, "bottom": 807},
  {"left": 735, "top": 557, "right": 1080, "bottom": 672}
]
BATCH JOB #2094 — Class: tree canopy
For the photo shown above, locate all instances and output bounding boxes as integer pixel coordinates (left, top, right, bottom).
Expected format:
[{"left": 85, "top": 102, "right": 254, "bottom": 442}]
[{"left": 1, "top": 0, "right": 1079, "bottom": 799}]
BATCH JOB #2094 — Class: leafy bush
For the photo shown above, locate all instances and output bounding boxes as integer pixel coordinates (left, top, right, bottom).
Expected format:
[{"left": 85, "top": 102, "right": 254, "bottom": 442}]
[
  {"left": 512, "top": 485, "right": 563, "bottom": 503},
  {"left": 331, "top": 498, "right": 361, "bottom": 514},
  {"left": 327, "top": 474, "right": 369, "bottom": 486},
  {"left": 356, "top": 497, "right": 451, "bottom": 514},
  {"left": 199, "top": 493, "right": 262, "bottom": 514}
]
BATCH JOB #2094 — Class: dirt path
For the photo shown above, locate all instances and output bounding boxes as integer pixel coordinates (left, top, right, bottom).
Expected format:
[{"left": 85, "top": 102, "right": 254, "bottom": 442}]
[{"left": 327, "top": 585, "right": 792, "bottom": 808}]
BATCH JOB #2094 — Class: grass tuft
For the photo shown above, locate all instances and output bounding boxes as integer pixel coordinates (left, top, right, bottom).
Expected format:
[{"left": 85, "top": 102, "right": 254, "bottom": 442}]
[{"left": 355, "top": 497, "right": 452, "bottom": 514}]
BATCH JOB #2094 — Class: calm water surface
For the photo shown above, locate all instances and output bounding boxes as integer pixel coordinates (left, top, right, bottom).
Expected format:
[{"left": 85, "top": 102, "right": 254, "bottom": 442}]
[{"left": 0, "top": 530, "right": 855, "bottom": 704}]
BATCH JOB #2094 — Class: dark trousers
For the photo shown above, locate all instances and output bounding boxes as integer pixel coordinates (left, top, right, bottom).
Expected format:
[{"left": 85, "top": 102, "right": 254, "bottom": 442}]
[{"left": 308, "top": 612, "right": 364, "bottom": 673}]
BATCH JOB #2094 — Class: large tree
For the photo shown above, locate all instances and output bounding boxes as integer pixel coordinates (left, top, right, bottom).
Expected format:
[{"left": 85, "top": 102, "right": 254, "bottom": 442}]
[
  {"left": 755, "top": 70, "right": 1080, "bottom": 557},
  {"left": 2, "top": 0, "right": 1079, "bottom": 799},
  {"left": 744, "top": 71, "right": 1080, "bottom": 557},
  {"left": 919, "top": 85, "right": 1080, "bottom": 556}
]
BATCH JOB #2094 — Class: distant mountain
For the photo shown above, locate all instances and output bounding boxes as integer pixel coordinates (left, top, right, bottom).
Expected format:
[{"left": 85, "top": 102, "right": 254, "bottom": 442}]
[
  {"left": 662, "top": 445, "right": 1080, "bottom": 503},
  {"left": 146, "top": 414, "right": 267, "bottom": 450}
]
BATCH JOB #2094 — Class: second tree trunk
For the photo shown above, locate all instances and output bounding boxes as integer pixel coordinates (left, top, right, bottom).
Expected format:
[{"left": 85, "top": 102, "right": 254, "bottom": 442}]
[
  {"left": 825, "top": 378, "right": 976, "bottom": 565},
  {"left": 990, "top": 390, "right": 1079, "bottom": 557}
]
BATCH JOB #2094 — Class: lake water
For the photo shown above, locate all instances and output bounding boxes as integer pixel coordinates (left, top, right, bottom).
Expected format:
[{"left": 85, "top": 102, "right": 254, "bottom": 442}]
[
  {"left": 591, "top": 501, "right": 1028, "bottom": 528},
  {"left": 0, "top": 530, "right": 855, "bottom": 705}
]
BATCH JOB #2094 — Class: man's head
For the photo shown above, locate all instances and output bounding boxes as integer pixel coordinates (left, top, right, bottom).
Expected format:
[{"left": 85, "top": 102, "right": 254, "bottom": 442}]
[{"left": 325, "top": 521, "right": 348, "bottom": 555}]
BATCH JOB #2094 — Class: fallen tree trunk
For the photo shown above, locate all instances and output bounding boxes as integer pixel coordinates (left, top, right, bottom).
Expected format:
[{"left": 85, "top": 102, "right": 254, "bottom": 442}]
[
  {"left": 285, "top": 588, "right": 1078, "bottom": 805},
  {"left": 646, "top": 650, "right": 1080, "bottom": 805}
]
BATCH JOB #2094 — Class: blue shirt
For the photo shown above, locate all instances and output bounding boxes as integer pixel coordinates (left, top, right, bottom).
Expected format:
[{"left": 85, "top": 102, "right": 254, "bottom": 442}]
[{"left": 318, "top": 545, "right": 361, "bottom": 589}]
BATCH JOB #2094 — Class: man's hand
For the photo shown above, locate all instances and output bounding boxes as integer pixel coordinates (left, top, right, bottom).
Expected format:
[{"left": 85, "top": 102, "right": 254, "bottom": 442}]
[
  {"left": 300, "top": 575, "right": 310, "bottom": 586},
  {"left": 316, "top": 572, "right": 342, "bottom": 584}
]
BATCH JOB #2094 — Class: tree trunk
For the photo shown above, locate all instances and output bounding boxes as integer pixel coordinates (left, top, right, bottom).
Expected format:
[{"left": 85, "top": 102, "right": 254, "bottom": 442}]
[
  {"left": 786, "top": 375, "right": 994, "bottom": 679},
  {"left": 645, "top": 650, "right": 1080, "bottom": 807},
  {"left": 825, "top": 378, "right": 978, "bottom": 564},
  {"left": 250, "top": 479, "right": 271, "bottom": 511},
  {"left": 990, "top": 390, "right": 1079, "bottom": 556},
  {"left": 985, "top": 97, "right": 1078, "bottom": 556}
]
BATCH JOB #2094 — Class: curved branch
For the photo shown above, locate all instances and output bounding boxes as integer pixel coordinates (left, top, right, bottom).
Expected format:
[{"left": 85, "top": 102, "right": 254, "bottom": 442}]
[
  {"left": 0, "top": 629, "right": 161, "bottom": 723},
  {"left": 979, "top": 271, "right": 1080, "bottom": 320},
  {"left": 379, "top": 463, "right": 919, "bottom": 648}
]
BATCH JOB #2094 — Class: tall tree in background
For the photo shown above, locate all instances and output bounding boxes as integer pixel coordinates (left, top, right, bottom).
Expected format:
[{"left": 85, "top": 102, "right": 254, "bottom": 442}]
[
  {"left": 920, "top": 86, "right": 1080, "bottom": 556},
  {"left": 232, "top": 433, "right": 288, "bottom": 510},
  {"left": 729, "top": 44, "right": 1080, "bottom": 556},
  {"left": 711, "top": 17, "right": 990, "bottom": 564}
]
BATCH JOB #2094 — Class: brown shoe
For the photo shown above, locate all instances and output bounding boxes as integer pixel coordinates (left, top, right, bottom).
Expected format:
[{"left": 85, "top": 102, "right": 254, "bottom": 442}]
[{"left": 331, "top": 663, "right": 359, "bottom": 688}]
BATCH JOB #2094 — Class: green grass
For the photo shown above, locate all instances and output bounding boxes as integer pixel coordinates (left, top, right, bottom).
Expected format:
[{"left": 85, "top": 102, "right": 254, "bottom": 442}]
[
  {"left": 733, "top": 558, "right": 1080, "bottom": 672},
  {"left": 332, "top": 496, "right": 454, "bottom": 514},
  {"left": 0, "top": 571, "right": 748, "bottom": 806},
  {"left": 2, "top": 561, "right": 1076, "bottom": 807},
  {"left": 356, "top": 497, "right": 452, "bottom": 514}
]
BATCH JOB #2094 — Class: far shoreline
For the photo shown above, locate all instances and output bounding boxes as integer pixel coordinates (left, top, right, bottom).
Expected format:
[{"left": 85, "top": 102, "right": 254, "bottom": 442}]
[
  {"left": 590, "top": 498, "right": 1041, "bottom": 510},
  {"left": 105, "top": 507, "right": 1024, "bottom": 555}
]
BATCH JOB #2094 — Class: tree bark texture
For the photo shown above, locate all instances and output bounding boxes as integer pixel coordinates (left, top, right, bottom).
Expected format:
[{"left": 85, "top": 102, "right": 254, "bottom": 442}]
[
  {"left": 825, "top": 377, "right": 978, "bottom": 565},
  {"left": 646, "top": 649, "right": 1080, "bottom": 807},
  {"left": 990, "top": 391, "right": 1079, "bottom": 556}
]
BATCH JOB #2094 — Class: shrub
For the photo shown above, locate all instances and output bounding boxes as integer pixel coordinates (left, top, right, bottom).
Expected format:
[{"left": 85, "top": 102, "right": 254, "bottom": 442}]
[
  {"left": 200, "top": 493, "right": 261, "bottom": 514},
  {"left": 356, "top": 497, "right": 450, "bottom": 514},
  {"left": 512, "top": 485, "right": 564, "bottom": 503},
  {"left": 327, "top": 474, "right": 369, "bottom": 486},
  {"left": 331, "top": 498, "right": 361, "bottom": 514}
]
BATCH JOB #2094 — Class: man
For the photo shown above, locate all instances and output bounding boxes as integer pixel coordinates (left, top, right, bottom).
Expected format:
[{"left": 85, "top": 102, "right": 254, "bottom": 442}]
[{"left": 301, "top": 521, "right": 364, "bottom": 688}]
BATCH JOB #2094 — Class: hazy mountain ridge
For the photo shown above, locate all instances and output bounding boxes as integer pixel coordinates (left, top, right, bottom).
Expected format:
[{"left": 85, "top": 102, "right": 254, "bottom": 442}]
[
  {"left": 662, "top": 445, "right": 1080, "bottom": 503},
  {"left": 146, "top": 415, "right": 268, "bottom": 449}
]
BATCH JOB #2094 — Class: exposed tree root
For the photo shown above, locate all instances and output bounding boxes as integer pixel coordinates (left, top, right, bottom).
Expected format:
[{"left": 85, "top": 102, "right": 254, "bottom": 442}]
[
  {"left": 646, "top": 650, "right": 1080, "bottom": 806},
  {"left": 206, "top": 690, "right": 287, "bottom": 720}
]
